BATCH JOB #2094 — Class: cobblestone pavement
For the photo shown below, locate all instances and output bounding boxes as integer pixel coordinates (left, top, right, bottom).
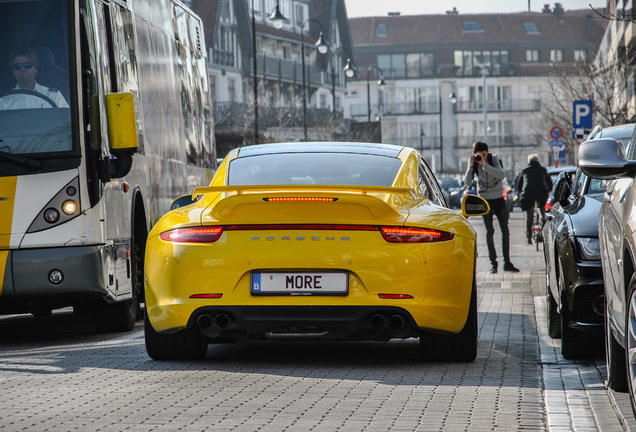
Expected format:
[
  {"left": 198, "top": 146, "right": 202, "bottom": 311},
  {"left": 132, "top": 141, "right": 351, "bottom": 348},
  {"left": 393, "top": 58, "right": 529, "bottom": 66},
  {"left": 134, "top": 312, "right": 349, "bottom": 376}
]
[{"left": 0, "top": 212, "right": 635, "bottom": 431}]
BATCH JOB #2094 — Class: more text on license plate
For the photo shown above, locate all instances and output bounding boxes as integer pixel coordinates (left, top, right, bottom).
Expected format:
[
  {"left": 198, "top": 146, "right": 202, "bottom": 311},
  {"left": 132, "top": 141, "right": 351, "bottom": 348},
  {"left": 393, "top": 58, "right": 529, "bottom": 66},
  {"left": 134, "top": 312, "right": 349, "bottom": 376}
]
[{"left": 251, "top": 272, "right": 348, "bottom": 296}]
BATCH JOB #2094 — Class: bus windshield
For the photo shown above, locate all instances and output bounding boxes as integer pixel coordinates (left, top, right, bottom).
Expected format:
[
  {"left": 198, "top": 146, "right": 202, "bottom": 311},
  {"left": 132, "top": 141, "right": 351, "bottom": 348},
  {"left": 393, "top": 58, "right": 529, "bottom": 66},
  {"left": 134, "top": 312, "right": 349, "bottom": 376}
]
[{"left": 0, "top": 0, "right": 73, "bottom": 155}]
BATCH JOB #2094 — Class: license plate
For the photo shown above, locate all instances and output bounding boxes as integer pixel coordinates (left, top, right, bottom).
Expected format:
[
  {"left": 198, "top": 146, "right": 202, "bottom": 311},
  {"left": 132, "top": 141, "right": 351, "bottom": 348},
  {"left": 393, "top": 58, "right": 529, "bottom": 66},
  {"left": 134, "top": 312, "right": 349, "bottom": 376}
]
[{"left": 251, "top": 272, "right": 348, "bottom": 296}]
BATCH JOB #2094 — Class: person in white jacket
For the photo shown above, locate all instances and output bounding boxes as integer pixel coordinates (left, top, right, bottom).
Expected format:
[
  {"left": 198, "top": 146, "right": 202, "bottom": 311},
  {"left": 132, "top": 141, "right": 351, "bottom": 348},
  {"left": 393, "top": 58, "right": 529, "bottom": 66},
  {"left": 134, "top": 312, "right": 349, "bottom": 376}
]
[
  {"left": 0, "top": 48, "right": 68, "bottom": 110},
  {"left": 464, "top": 141, "right": 519, "bottom": 274}
]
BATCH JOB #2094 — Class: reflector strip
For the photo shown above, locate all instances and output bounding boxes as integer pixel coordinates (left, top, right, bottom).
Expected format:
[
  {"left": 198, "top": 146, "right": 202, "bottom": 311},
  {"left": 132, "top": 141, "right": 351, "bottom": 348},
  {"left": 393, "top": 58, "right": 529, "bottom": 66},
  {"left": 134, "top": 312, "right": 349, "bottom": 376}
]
[
  {"left": 380, "top": 226, "right": 454, "bottom": 243},
  {"left": 190, "top": 293, "right": 223, "bottom": 299},
  {"left": 160, "top": 226, "right": 224, "bottom": 243},
  {"left": 264, "top": 197, "right": 337, "bottom": 202},
  {"left": 226, "top": 224, "right": 377, "bottom": 231},
  {"left": 378, "top": 294, "right": 414, "bottom": 299}
]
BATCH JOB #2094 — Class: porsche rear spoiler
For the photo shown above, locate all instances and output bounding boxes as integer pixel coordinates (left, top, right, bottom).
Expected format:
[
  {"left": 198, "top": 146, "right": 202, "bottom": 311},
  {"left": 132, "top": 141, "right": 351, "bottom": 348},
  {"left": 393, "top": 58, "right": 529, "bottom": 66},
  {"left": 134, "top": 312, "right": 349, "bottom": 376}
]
[{"left": 191, "top": 185, "right": 417, "bottom": 225}]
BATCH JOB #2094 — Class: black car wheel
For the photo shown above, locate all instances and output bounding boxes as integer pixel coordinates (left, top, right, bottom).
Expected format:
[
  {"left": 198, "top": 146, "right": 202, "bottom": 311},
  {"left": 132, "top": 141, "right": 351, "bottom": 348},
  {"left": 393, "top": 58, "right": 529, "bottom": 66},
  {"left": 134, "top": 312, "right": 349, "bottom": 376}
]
[
  {"left": 606, "top": 291, "right": 627, "bottom": 392},
  {"left": 546, "top": 286, "right": 561, "bottom": 339},
  {"left": 625, "top": 275, "right": 636, "bottom": 412},
  {"left": 144, "top": 312, "right": 208, "bottom": 360},
  {"left": 558, "top": 260, "right": 586, "bottom": 359},
  {"left": 420, "top": 277, "right": 477, "bottom": 362}
]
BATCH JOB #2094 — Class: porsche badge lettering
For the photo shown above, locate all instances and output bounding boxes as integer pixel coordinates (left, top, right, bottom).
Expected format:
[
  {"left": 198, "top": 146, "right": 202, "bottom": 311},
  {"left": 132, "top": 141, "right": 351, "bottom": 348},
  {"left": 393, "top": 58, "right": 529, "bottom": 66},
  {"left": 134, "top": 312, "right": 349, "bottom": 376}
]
[{"left": 251, "top": 236, "right": 350, "bottom": 241}]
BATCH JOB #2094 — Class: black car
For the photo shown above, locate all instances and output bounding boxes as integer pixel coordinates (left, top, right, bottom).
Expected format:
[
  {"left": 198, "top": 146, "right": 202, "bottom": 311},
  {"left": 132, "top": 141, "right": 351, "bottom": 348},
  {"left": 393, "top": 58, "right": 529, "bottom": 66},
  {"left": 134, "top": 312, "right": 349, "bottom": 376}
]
[
  {"left": 542, "top": 168, "right": 605, "bottom": 359},
  {"left": 440, "top": 177, "right": 463, "bottom": 209}
]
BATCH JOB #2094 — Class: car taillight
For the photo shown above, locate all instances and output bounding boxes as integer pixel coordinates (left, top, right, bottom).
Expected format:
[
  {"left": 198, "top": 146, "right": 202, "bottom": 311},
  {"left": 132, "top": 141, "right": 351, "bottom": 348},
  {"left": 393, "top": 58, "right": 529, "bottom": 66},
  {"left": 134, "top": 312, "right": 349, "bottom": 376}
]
[
  {"left": 545, "top": 201, "right": 554, "bottom": 212},
  {"left": 160, "top": 226, "right": 224, "bottom": 243},
  {"left": 380, "top": 226, "right": 454, "bottom": 243}
]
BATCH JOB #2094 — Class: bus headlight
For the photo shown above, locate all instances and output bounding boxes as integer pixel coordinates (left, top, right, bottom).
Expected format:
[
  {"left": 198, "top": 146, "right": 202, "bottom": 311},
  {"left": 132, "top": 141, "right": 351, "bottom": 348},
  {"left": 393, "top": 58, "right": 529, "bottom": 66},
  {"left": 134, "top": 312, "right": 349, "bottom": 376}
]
[
  {"left": 62, "top": 200, "right": 78, "bottom": 215},
  {"left": 27, "top": 177, "right": 81, "bottom": 233},
  {"left": 44, "top": 208, "right": 60, "bottom": 223}
]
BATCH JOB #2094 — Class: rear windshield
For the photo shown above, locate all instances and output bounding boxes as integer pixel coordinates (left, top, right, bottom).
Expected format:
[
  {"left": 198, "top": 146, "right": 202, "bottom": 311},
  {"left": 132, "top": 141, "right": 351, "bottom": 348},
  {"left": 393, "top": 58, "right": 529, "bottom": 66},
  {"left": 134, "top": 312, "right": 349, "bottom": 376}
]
[{"left": 228, "top": 153, "right": 402, "bottom": 187}]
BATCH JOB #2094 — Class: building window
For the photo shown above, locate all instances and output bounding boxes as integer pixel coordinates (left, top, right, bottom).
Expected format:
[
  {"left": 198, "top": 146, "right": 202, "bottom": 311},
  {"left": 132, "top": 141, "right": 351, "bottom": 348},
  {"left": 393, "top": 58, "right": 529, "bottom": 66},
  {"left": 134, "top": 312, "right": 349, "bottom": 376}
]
[
  {"left": 376, "top": 23, "right": 387, "bottom": 37},
  {"left": 210, "top": 75, "right": 217, "bottom": 101},
  {"left": 523, "top": 22, "right": 540, "bottom": 34},
  {"left": 406, "top": 53, "right": 435, "bottom": 78},
  {"left": 454, "top": 50, "right": 510, "bottom": 76},
  {"left": 526, "top": 49, "right": 539, "bottom": 62},
  {"left": 550, "top": 49, "right": 563, "bottom": 62},
  {"left": 228, "top": 78, "right": 236, "bottom": 103},
  {"left": 294, "top": 3, "right": 304, "bottom": 27},
  {"left": 574, "top": 49, "right": 586, "bottom": 62},
  {"left": 319, "top": 94, "right": 327, "bottom": 109},
  {"left": 462, "top": 21, "right": 482, "bottom": 32},
  {"left": 377, "top": 54, "right": 406, "bottom": 78}
]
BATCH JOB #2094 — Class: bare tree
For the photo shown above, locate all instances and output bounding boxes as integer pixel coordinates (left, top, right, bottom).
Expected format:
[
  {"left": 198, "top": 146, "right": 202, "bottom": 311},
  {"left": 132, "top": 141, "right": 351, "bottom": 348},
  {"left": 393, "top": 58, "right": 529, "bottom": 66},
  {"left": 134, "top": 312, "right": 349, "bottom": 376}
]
[{"left": 535, "top": 53, "right": 633, "bottom": 163}]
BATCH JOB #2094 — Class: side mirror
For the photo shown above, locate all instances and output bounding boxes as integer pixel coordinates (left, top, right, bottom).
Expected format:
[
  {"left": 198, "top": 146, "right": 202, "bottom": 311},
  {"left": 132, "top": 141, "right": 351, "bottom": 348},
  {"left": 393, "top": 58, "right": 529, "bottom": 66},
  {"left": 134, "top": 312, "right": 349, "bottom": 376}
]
[
  {"left": 105, "top": 92, "right": 138, "bottom": 178},
  {"left": 553, "top": 175, "right": 571, "bottom": 204},
  {"left": 171, "top": 194, "right": 198, "bottom": 210},
  {"left": 460, "top": 194, "right": 490, "bottom": 217},
  {"left": 579, "top": 138, "right": 636, "bottom": 179}
]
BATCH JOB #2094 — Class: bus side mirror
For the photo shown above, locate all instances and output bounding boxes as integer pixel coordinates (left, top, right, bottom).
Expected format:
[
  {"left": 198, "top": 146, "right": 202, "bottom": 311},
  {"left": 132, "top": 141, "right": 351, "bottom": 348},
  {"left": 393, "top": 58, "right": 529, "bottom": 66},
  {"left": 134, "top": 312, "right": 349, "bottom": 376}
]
[{"left": 105, "top": 92, "right": 138, "bottom": 178}]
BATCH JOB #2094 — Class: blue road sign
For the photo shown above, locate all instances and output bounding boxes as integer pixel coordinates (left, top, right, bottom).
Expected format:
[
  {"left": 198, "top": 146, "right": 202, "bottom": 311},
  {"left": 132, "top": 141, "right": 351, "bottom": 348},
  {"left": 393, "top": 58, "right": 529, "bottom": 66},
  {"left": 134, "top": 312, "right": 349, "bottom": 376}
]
[
  {"left": 550, "top": 139, "right": 564, "bottom": 147},
  {"left": 573, "top": 100, "right": 593, "bottom": 129}
]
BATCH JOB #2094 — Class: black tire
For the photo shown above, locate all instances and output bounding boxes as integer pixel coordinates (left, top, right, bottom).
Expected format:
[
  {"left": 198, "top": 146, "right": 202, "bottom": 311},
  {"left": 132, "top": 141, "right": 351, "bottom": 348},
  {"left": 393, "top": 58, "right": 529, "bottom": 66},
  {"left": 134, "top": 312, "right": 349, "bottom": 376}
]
[
  {"left": 420, "top": 279, "right": 477, "bottom": 362},
  {"left": 606, "top": 294, "right": 627, "bottom": 392},
  {"left": 546, "top": 287, "right": 561, "bottom": 339},
  {"left": 625, "top": 275, "right": 636, "bottom": 413},
  {"left": 144, "top": 312, "right": 208, "bottom": 360},
  {"left": 93, "top": 294, "right": 137, "bottom": 333},
  {"left": 558, "top": 260, "right": 587, "bottom": 359}
]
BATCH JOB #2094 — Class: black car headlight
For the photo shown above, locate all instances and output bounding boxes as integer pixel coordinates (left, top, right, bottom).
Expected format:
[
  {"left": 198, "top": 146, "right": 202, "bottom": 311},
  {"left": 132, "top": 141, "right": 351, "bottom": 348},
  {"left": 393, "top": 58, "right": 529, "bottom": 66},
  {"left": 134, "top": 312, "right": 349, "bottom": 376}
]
[{"left": 576, "top": 237, "right": 600, "bottom": 260}]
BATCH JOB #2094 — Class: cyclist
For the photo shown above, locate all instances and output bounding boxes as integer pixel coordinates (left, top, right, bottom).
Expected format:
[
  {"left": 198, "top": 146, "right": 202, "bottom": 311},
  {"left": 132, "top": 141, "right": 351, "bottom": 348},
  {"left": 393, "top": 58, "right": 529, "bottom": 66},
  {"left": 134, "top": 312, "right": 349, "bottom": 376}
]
[{"left": 516, "top": 154, "right": 552, "bottom": 244}]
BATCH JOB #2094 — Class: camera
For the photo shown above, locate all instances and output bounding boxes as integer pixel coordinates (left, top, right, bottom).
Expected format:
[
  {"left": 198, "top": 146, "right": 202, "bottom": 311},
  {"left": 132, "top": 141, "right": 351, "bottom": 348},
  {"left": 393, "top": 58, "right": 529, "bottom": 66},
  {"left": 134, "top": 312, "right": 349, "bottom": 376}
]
[{"left": 474, "top": 154, "right": 481, "bottom": 161}]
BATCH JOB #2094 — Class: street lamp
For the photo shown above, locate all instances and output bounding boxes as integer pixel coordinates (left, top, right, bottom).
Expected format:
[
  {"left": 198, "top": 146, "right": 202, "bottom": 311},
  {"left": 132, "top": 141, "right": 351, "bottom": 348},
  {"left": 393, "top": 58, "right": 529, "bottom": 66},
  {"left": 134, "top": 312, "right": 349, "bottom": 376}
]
[
  {"left": 330, "top": 47, "right": 356, "bottom": 116},
  {"left": 366, "top": 66, "right": 385, "bottom": 122},
  {"left": 251, "top": 0, "right": 286, "bottom": 145},
  {"left": 438, "top": 81, "right": 457, "bottom": 174},
  {"left": 300, "top": 18, "right": 329, "bottom": 141}
]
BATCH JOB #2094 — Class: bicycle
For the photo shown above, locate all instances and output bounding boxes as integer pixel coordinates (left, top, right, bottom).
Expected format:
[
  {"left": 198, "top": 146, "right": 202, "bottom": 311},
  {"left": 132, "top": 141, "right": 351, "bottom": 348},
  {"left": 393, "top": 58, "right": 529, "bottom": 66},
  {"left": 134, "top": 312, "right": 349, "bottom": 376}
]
[{"left": 531, "top": 204, "right": 544, "bottom": 250}]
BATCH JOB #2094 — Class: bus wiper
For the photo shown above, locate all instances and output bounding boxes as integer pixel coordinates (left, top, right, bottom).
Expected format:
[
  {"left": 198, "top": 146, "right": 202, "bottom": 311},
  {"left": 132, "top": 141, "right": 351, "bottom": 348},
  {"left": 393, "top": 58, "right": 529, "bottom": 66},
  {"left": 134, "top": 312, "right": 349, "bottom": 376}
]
[{"left": 0, "top": 150, "right": 43, "bottom": 170}]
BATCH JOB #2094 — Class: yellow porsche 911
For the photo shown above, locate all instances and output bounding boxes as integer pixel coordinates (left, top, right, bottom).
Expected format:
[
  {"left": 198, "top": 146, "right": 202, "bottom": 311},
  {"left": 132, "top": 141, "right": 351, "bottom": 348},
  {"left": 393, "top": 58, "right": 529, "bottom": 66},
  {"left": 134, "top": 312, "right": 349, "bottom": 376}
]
[{"left": 144, "top": 142, "right": 489, "bottom": 361}]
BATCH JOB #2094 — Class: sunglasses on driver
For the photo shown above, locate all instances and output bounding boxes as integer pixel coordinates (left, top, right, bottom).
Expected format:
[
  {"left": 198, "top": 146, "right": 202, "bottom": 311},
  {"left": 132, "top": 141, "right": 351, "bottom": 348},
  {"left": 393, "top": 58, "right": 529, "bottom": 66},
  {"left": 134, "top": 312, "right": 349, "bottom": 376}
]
[{"left": 12, "top": 62, "right": 34, "bottom": 70}]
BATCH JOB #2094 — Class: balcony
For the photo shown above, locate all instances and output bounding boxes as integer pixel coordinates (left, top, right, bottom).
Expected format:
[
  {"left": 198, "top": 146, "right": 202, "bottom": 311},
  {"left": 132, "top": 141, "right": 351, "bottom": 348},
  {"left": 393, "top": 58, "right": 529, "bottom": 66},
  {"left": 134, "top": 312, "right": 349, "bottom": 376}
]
[
  {"left": 213, "top": 102, "right": 341, "bottom": 131},
  {"left": 455, "top": 99, "right": 540, "bottom": 113},
  {"left": 255, "top": 55, "right": 326, "bottom": 87}
]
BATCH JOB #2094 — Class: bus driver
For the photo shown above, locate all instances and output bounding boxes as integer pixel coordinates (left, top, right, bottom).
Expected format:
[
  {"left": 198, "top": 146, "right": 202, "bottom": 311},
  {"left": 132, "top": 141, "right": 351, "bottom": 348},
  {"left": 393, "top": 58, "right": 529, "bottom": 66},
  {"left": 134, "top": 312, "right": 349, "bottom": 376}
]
[{"left": 0, "top": 48, "right": 68, "bottom": 110}]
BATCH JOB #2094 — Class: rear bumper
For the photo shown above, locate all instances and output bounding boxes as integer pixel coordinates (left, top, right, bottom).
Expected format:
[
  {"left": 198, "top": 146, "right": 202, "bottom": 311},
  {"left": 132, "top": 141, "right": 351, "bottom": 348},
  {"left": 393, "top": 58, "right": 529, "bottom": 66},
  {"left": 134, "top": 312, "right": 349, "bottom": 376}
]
[{"left": 188, "top": 305, "right": 421, "bottom": 340}]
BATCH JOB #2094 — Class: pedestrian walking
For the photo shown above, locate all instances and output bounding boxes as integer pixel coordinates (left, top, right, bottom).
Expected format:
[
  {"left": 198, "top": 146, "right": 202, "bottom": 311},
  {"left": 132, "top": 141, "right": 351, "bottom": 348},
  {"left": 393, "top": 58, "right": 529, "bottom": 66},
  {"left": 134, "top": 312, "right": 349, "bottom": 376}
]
[
  {"left": 516, "top": 154, "right": 553, "bottom": 244},
  {"left": 464, "top": 141, "right": 519, "bottom": 274}
]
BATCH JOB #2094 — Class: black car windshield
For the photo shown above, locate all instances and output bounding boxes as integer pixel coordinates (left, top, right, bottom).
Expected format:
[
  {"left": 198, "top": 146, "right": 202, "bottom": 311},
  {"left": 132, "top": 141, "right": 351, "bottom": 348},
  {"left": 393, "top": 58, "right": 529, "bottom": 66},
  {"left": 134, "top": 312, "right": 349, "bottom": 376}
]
[
  {"left": 228, "top": 153, "right": 402, "bottom": 187},
  {"left": 0, "top": 0, "right": 72, "bottom": 156}
]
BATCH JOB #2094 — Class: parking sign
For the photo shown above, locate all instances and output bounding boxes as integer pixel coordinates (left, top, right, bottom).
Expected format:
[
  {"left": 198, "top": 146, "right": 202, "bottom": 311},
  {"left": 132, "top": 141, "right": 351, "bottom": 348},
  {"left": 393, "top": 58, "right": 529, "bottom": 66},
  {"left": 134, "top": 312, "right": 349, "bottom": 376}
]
[{"left": 573, "top": 100, "right": 593, "bottom": 129}]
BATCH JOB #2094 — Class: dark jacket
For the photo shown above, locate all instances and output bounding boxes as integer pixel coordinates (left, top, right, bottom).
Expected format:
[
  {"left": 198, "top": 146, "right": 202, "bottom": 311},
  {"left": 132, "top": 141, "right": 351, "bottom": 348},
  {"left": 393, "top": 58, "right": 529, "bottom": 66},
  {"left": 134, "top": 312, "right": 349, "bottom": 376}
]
[{"left": 516, "top": 161, "right": 552, "bottom": 211}]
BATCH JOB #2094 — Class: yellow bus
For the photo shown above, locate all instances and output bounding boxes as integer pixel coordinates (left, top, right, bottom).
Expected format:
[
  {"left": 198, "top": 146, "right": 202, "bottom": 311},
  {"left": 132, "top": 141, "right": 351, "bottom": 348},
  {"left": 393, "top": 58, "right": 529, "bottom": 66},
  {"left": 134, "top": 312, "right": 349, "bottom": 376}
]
[{"left": 0, "top": 0, "right": 216, "bottom": 331}]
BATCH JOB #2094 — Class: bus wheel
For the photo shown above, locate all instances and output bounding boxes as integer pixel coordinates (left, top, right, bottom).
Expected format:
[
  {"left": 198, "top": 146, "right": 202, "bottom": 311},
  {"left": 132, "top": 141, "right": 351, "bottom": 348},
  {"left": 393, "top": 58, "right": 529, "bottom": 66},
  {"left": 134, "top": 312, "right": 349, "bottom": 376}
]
[{"left": 93, "top": 292, "right": 137, "bottom": 333}]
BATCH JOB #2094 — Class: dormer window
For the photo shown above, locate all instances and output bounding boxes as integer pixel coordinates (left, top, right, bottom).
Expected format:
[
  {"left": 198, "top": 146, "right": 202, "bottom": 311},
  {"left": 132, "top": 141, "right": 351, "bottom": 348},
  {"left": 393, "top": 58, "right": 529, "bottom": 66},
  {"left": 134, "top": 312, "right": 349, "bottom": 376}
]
[
  {"left": 523, "top": 22, "right": 540, "bottom": 34},
  {"left": 376, "top": 23, "right": 387, "bottom": 37},
  {"left": 462, "top": 21, "right": 482, "bottom": 32}
]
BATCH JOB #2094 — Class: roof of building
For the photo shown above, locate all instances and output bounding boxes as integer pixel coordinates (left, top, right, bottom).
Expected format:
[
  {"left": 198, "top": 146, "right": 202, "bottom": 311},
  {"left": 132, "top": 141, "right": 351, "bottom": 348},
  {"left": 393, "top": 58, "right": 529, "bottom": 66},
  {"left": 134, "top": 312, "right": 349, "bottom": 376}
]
[{"left": 350, "top": 9, "right": 607, "bottom": 49}]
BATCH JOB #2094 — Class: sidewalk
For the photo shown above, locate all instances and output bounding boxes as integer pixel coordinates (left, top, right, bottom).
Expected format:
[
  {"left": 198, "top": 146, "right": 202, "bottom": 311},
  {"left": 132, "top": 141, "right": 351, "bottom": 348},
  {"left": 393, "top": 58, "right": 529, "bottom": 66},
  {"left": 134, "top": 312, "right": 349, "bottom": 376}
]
[{"left": 471, "top": 209, "right": 636, "bottom": 431}]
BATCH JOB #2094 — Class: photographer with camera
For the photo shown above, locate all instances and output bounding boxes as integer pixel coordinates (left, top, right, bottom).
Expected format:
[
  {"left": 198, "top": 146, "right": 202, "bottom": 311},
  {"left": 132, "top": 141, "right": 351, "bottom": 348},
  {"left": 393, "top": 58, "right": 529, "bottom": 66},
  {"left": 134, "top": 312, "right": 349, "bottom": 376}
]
[{"left": 464, "top": 141, "right": 519, "bottom": 274}]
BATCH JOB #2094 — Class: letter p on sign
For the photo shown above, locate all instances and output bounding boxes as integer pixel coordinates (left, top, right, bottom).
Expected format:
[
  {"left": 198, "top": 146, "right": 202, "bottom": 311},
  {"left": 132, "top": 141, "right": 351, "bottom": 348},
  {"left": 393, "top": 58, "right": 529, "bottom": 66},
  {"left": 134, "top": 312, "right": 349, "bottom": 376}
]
[{"left": 573, "top": 100, "right": 593, "bottom": 129}]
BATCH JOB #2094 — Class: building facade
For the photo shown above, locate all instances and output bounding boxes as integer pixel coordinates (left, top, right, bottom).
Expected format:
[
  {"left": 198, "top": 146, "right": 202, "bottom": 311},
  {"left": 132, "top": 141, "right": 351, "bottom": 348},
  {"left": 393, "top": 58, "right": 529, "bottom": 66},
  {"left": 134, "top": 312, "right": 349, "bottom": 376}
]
[
  {"left": 187, "top": 0, "right": 355, "bottom": 156},
  {"left": 345, "top": 4, "right": 606, "bottom": 180}
]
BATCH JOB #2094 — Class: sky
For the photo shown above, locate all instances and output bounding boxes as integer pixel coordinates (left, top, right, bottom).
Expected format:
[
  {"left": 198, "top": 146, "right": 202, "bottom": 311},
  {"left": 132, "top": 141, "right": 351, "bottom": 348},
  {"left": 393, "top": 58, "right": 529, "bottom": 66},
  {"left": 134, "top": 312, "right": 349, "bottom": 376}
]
[{"left": 344, "top": 0, "right": 607, "bottom": 17}]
